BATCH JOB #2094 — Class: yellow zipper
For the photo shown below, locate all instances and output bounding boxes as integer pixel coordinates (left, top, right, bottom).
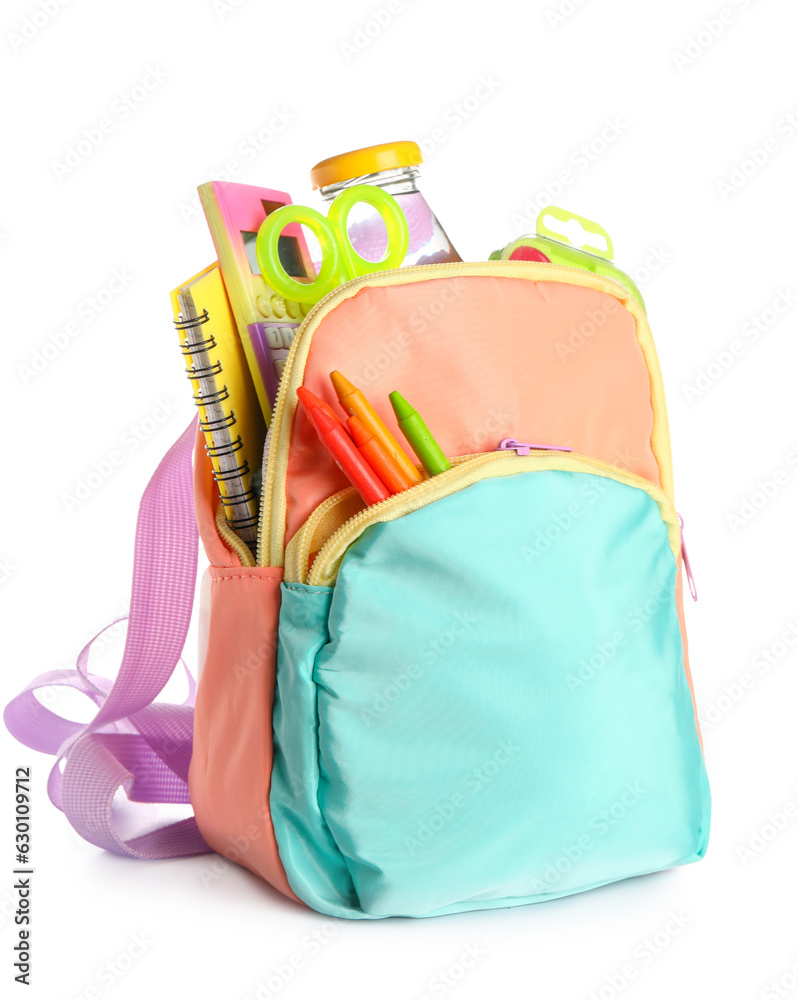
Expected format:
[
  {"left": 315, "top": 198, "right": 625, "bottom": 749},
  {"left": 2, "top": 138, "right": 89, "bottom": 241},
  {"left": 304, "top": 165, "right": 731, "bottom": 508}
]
[
  {"left": 284, "top": 454, "right": 476, "bottom": 583},
  {"left": 291, "top": 450, "right": 680, "bottom": 588},
  {"left": 215, "top": 503, "right": 256, "bottom": 567},
  {"left": 284, "top": 486, "right": 363, "bottom": 583},
  {"left": 257, "top": 260, "right": 675, "bottom": 568}
]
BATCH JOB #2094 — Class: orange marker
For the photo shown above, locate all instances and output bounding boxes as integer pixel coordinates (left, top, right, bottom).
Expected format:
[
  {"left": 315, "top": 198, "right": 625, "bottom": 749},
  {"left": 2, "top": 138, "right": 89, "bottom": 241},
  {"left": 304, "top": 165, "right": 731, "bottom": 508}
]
[
  {"left": 329, "top": 371, "right": 422, "bottom": 484},
  {"left": 347, "top": 416, "right": 417, "bottom": 494},
  {"left": 296, "top": 387, "right": 390, "bottom": 506}
]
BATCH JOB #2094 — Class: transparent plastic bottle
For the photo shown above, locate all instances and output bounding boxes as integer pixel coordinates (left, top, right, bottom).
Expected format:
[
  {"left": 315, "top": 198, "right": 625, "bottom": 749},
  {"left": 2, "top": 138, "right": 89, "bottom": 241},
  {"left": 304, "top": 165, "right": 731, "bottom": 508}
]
[{"left": 310, "top": 141, "right": 461, "bottom": 268}]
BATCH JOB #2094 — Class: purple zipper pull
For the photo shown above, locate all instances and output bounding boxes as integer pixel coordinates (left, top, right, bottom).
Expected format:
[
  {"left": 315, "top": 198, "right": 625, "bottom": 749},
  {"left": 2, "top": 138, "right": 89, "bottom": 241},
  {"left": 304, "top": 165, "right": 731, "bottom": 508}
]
[
  {"left": 678, "top": 514, "right": 697, "bottom": 601},
  {"left": 497, "top": 438, "right": 573, "bottom": 456}
]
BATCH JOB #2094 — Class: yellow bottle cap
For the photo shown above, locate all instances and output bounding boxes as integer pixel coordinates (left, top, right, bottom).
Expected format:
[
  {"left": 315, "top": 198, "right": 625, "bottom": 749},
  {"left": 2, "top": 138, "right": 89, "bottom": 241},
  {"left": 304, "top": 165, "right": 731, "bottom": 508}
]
[{"left": 310, "top": 140, "right": 423, "bottom": 190}]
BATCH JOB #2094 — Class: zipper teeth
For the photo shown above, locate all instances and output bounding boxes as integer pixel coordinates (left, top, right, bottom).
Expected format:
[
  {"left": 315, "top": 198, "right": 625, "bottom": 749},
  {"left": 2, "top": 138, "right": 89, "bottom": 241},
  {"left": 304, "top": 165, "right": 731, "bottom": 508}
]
[
  {"left": 288, "top": 486, "right": 356, "bottom": 581},
  {"left": 311, "top": 453, "right": 497, "bottom": 556},
  {"left": 215, "top": 503, "right": 256, "bottom": 567},
  {"left": 255, "top": 314, "right": 312, "bottom": 565},
  {"left": 255, "top": 286, "right": 352, "bottom": 564},
  {"left": 257, "top": 259, "right": 663, "bottom": 567},
  {"left": 305, "top": 450, "right": 677, "bottom": 587},
  {"left": 291, "top": 454, "right": 479, "bottom": 581}
]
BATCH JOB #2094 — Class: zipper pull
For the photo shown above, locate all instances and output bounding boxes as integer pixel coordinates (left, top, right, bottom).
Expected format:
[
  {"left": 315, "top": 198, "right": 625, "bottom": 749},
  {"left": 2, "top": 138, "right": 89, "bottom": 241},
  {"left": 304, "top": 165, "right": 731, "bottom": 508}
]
[
  {"left": 678, "top": 514, "right": 698, "bottom": 601},
  {"left": 497, "top": 438, "right": 573, "bottom": 456}
]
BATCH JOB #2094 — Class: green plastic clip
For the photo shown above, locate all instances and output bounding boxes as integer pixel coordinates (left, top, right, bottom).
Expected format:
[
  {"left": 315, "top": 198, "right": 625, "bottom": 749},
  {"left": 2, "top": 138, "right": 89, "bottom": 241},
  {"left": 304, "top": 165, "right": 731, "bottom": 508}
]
[{"left": 492, "top": 206, "right": 646, "bottom": 313}]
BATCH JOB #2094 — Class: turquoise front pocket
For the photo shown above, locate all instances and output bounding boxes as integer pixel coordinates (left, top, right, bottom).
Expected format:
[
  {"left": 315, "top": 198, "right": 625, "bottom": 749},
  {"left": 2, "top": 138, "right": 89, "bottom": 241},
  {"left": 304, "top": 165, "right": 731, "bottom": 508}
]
[{"left": 270, "top": 466, "right": 710, "bottom": 919}]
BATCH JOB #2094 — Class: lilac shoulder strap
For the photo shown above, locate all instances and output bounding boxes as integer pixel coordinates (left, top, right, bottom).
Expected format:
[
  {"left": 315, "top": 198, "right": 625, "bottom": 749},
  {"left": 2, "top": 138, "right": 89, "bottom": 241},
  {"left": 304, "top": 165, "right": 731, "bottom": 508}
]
[{"left": 4, "top": 419, "right": 211, "bottom": 858}]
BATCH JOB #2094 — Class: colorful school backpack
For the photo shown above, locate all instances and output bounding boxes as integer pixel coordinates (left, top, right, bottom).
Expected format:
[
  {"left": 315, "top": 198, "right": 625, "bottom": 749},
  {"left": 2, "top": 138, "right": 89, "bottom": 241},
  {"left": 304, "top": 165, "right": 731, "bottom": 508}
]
[{"left": 5, "top": 243, "right": 711, "bottom": 918}]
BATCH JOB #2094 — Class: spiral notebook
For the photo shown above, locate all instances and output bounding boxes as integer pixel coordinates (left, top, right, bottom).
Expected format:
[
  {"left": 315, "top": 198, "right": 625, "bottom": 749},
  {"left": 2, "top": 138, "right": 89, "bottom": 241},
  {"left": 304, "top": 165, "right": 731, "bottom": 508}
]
[{"left": 170, "top": 263, "right": 266, "bottom": 552}]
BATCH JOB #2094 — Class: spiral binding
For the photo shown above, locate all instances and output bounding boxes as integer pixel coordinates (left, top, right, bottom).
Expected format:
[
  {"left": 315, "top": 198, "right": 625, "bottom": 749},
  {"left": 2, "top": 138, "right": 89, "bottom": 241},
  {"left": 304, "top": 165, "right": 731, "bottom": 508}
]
[
  {"left": 188, "top": 359, "right": 224, "bottom": 381},
  {"left": 174, "top": 304, "right": 258, "bottom": 551},
  {"left": 199, "top": 410, "right": 236, "bottom": 434},
  {"left": 213, "top": 461, "right": 250, "bottom": 482},
  {"left": 206, "top": 434, "right": 244, "bottom": 459},
  {"left": 192, "top": 384, "right": 230, "bottom": 407}
]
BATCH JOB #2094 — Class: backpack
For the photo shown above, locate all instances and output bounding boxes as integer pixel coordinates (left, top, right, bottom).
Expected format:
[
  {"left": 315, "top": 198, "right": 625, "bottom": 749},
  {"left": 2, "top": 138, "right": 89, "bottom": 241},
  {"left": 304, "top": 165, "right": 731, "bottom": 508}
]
[{"left": 5, "top": 248, "right": 711, "bottom": 918}]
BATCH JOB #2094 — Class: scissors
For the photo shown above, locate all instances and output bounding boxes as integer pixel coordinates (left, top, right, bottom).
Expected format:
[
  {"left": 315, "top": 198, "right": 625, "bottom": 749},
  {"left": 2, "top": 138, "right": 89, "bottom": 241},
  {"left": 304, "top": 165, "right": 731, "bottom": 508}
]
[{"left": 255, "top": 184, "right": 410, "bottom": 306}]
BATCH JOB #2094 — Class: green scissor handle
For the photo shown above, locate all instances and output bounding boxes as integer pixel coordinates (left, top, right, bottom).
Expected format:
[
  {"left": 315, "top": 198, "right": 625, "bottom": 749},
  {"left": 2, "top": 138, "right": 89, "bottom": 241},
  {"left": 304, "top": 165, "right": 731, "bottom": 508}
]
[
  {"left": 255, "top": 184, "right": 410, "bottom": 306},
  {"left": 255, "top": 203, "right": 340, "bottom": 306},
  {"left": 328, "top": 184, "right": 409, "bottom": 278}
]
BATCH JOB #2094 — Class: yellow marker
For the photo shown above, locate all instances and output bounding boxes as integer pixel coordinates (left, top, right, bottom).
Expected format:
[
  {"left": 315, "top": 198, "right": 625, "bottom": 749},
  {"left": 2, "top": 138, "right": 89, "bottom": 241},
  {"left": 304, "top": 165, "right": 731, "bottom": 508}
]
[{"left": 329, "top": 371, "right": 422, "bottom": 484}]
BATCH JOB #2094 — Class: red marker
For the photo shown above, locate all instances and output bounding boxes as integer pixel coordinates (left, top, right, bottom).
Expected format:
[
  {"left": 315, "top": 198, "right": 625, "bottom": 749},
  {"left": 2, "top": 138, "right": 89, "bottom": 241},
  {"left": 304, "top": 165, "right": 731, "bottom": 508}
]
[{"left": 297, "top": 387, "right": 390, "bottom": 506}]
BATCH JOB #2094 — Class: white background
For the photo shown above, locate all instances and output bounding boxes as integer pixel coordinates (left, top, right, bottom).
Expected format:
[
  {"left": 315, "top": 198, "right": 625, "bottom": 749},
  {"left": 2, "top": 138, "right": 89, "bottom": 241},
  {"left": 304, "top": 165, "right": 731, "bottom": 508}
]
[{"left": 2, "top": 0, "right": 797, "bottom": 997}]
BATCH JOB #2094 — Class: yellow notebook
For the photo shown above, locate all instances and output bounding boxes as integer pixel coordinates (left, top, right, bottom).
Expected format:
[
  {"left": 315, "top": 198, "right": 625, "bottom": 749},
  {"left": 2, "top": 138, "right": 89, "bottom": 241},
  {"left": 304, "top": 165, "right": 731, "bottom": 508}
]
[{"left": 170, "top": 263, "right": 265, "bottom": 552}]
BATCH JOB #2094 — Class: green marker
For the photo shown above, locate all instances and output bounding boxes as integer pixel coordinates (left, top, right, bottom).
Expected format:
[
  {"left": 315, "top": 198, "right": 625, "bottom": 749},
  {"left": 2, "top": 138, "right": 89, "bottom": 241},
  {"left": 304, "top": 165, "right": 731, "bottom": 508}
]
[{"left": 389, "top": 391, "right": 452, "bottom": 477}]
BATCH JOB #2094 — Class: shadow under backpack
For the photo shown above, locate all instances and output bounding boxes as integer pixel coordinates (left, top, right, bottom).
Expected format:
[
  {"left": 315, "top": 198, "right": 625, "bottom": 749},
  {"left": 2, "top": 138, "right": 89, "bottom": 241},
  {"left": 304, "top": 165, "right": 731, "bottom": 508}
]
[{"left": 5, "top": 260, "right": 711, "bottom": 919}]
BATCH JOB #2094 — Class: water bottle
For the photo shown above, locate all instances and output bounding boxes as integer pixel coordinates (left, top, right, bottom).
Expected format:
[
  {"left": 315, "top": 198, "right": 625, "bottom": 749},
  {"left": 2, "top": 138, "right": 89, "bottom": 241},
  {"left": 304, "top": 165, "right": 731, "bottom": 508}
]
[{"left": 310, "top": 140, "right": 462, "bottom": 268}]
